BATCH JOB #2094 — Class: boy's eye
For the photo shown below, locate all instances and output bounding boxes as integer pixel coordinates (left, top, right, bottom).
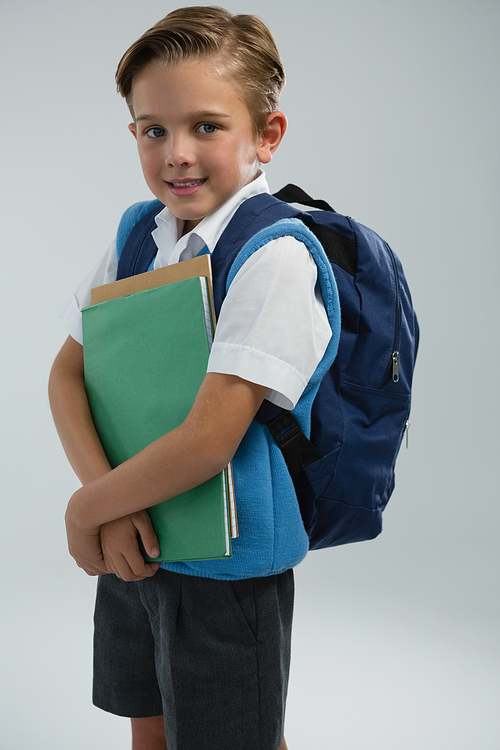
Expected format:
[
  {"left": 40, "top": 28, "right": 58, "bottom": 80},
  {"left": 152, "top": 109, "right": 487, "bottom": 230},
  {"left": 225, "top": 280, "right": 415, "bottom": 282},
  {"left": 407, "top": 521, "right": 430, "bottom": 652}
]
[
  {"left": 145, "top": 127, "right": 166, "bottom": 138},
  {"left": 196, "top": 123, "right": 218, "bottom": 134}
]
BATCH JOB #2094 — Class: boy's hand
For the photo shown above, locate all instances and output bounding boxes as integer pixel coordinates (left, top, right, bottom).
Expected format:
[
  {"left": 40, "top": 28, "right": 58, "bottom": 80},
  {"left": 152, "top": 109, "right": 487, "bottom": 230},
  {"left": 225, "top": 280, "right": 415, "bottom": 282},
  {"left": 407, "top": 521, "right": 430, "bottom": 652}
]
[
  {"left": 65, "top": 497, "right": 109, "bottom": 576},
  {"left": 100, "top": 511, "right": 161, "bottom": 582}
]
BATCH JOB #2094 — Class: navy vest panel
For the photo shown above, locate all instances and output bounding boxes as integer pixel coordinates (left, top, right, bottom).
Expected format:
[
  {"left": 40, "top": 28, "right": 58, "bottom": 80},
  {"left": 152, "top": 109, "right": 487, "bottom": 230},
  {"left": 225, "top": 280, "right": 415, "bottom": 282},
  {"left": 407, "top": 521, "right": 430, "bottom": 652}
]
[{"left": 116, "top": 204, "right": 162, "bottom": 278}]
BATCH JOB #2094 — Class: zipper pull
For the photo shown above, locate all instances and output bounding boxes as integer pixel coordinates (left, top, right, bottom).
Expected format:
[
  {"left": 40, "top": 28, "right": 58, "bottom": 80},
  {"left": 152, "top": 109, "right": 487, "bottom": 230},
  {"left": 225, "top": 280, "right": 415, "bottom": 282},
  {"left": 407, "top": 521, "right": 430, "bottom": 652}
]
[
  {"left": 405, "top": 419, "right": 411, "bottom": 449},
  {"left": 392, "top": 351, "right": 400, "bottom": 382}
]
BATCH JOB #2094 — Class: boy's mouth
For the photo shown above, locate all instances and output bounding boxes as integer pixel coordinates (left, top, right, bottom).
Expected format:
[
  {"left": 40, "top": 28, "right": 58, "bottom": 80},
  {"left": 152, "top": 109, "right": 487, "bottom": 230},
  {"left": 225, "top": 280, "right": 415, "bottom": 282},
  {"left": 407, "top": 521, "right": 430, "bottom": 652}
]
[{"left": 167, "top": 178, "right": 207, "bottom": 197}]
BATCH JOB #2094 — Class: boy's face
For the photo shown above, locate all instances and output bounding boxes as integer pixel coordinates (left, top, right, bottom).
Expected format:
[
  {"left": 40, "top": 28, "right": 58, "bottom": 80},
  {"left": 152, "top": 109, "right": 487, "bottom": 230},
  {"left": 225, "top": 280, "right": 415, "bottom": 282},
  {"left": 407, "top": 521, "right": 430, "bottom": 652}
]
[{"left": 129, "top": 61, "right": 272, "bottom": 234}]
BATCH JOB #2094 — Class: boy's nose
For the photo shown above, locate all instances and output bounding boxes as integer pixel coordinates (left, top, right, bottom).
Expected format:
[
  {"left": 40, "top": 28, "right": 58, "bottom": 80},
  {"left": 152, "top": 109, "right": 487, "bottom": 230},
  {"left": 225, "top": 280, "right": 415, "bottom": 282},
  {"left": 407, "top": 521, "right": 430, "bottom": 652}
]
[{"left": 165, "top": 137, "right": 195, "bottom": 168}]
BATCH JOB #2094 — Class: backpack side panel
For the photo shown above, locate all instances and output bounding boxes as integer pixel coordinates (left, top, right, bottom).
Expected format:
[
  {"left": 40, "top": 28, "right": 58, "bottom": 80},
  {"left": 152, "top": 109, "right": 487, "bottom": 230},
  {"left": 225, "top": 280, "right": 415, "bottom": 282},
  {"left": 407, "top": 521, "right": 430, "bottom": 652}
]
[{"left": 302, "top": 217, "right": 419, "bottom": 548}]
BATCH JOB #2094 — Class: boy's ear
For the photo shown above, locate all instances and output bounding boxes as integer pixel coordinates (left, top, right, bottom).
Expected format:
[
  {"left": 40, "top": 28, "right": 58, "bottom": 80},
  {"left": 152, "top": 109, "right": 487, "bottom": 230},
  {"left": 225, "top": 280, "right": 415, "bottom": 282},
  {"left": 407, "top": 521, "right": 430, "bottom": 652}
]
[
  {"left": 128, "top": 122, "right": 137, "bottom": 140},
  {"left": 257, "top": 111, "right": 287, "bottom": 164}
]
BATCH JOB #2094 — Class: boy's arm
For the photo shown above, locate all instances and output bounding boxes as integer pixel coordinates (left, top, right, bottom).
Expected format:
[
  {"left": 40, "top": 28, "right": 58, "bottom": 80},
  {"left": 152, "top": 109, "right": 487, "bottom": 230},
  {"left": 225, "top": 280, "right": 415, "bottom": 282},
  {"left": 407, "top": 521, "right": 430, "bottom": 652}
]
[
  {"left": 49, "top": 336, "right": 160, "bottom": 577},
  {"left": 49, "top": 336, "right": 111, "bottom": 485},
  {"left": 63, "top": 364, "right": 268, "bottom": 576}
]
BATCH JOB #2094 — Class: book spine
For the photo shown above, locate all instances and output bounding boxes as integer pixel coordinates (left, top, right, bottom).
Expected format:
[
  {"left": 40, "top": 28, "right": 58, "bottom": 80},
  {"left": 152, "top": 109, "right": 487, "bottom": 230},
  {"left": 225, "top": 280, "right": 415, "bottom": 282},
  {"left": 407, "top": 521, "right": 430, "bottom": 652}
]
[{"left": 199, "top": 277, "right": 213, "bottom": 348}]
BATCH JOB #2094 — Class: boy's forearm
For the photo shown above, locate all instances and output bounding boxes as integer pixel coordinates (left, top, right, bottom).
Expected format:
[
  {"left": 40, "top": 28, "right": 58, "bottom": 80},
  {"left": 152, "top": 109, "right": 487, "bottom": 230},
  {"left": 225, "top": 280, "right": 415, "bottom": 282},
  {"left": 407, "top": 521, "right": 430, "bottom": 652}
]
[
  {"left": 68, "top": 420, "right": 224, "bottom": 528},
  {"left": 67, "top": 372, "right": 267, "bottom": 530},
  {"left": 49, "top": 336, "right": 111, "bottom": 484}
]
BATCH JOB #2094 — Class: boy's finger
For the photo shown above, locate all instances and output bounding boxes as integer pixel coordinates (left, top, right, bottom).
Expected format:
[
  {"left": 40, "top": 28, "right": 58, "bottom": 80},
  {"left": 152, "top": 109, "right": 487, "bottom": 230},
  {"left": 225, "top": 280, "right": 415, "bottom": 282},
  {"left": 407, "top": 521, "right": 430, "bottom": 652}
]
[
  {"left": 133, "top": 512, "right": 161, "bottom": 559},
  {"left": 76, "top": 560, "right": 107, "bottom": 576},
  {"left": 111, "top": 536, "right": 159, "bottom": 580},
  {"left": 114, "top": 553, "right": 159, "bottom": 581}
]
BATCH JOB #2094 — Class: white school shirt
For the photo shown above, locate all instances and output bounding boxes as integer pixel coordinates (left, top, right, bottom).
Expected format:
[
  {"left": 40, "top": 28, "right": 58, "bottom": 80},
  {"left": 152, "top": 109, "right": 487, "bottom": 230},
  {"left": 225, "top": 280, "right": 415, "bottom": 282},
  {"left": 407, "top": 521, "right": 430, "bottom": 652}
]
[{"left": 59, "top": 173, "right": 332, "bottom": 410}]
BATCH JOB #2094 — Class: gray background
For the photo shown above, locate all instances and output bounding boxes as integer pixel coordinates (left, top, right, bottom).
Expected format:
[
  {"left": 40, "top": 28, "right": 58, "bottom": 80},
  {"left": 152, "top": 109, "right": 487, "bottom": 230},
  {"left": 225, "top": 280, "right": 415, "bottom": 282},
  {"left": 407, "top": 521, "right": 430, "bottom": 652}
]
[{"left": 1, "top": 0, "right": 499, "bottom": 747}]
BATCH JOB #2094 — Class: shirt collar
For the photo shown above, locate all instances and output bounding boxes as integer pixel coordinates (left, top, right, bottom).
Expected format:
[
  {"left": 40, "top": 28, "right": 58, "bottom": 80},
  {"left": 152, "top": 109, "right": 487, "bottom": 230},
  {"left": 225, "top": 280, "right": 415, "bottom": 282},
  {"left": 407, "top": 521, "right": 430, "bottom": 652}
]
[{"left": 151, "top": 171, "right": 270, "bottom": 267}]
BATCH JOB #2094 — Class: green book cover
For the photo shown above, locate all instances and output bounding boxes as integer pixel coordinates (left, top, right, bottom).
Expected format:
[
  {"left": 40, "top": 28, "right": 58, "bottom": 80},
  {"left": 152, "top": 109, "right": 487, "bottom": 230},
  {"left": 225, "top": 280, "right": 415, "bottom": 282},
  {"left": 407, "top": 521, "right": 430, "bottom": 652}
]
[{"left": 82, "top": 275, "right": 231, "bottom": 562}]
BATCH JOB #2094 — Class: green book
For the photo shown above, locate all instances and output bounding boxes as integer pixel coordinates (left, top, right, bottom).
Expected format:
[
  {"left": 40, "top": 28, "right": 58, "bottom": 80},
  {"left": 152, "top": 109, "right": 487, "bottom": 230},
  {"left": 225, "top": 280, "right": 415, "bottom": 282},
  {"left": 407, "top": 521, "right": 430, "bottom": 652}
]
[{"left": 82, "top": 272, "right": 232, "bottom": 562}]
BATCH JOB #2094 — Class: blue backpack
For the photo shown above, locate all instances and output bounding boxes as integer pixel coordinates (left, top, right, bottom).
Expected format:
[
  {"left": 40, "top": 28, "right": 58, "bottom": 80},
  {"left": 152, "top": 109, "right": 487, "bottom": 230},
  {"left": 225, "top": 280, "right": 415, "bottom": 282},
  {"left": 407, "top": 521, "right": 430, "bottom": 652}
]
[{"left": 116, "top": 184, "right": 419, "bottom": 549}]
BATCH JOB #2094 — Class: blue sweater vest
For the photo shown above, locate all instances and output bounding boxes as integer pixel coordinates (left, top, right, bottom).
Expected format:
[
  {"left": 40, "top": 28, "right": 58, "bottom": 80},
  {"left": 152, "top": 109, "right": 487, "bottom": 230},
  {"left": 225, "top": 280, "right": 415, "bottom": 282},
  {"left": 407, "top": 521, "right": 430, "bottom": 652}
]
[{"left": 116, "top": 202, "right": 341, "bottom": 580}]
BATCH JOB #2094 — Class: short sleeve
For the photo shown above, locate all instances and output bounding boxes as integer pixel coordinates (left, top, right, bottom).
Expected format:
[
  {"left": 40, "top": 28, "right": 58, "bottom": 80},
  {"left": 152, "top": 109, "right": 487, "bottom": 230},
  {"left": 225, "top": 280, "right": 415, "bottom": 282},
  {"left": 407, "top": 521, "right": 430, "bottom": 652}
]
[
  {"left": 207, "top": 236, "right": 332, "bottom": 409},
  {"left": 58, "top": 239, "right": 118, "bottom": 345}
]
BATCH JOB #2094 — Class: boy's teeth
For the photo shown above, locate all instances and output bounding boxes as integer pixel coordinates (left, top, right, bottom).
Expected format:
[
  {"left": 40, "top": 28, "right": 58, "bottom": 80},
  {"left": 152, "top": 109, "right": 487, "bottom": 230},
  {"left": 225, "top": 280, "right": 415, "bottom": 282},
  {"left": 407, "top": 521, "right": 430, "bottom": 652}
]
[{"left": 172, "top": 180, "right": 204, "bottom": 187}]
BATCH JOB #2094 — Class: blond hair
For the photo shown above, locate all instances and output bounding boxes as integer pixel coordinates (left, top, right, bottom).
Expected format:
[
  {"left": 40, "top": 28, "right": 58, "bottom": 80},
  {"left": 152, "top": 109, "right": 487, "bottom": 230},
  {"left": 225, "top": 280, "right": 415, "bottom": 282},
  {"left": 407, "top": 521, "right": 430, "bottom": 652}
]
[{"left": 115, "top": 6, "right": 285, "bottom": 136}]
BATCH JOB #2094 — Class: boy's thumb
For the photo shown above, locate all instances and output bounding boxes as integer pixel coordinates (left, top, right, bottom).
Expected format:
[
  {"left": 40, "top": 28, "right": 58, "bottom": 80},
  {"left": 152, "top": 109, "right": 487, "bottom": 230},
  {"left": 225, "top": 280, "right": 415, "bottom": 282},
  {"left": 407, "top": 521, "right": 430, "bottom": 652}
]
[
  {"left": 146, "top": 540, "right": 161, "bottom": 559},
  {"left": 134, "top": 513, "right": 160, "bottom": 559}
]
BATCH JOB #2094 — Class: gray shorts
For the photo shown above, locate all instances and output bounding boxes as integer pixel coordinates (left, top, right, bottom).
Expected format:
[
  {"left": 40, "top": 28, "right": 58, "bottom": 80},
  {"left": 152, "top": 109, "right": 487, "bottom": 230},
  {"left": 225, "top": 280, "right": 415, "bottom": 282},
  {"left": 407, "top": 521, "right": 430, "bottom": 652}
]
[{"left": 93, "top": 568, "right": 294, "bottom": 750}]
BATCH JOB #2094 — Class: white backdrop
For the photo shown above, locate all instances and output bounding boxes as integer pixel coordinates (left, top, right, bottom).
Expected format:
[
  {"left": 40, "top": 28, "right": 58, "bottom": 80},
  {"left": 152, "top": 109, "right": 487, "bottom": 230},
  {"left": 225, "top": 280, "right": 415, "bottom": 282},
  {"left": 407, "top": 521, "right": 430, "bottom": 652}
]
[{"left": 1, "top": 0, "right": 499, "bottom": 747}]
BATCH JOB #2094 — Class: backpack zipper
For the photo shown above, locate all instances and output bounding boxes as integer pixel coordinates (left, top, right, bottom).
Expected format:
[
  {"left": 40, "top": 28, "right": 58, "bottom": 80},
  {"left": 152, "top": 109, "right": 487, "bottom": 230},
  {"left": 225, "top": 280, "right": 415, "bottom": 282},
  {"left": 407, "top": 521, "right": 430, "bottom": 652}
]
[
  {"left": 379, "top": 243, "right": 402, "bottom": 387},
  {"left": 391, "top": 351, "right": 400, "bottom": 383}
]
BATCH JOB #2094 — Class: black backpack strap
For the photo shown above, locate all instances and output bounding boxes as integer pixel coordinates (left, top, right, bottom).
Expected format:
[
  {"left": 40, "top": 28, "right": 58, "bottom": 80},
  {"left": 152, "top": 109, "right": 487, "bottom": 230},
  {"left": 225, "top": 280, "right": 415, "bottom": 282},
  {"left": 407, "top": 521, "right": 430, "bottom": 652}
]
[
  {"left": 272, "top": 186, "right": 357, "bottom": 276},
  {"left": 273, "top": 183, "right": 336, "bottom": 212},
  {"left": 264, "top": 409, "right": 323, "bottom": 483}
]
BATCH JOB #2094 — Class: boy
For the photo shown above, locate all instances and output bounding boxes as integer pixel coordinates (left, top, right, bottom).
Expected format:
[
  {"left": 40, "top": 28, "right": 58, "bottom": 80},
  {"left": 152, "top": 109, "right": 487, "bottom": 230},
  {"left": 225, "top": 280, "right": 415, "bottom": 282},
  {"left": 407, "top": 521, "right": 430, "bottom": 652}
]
[{"left": 49, "top": 7, "right": 338, "bottom": 750}]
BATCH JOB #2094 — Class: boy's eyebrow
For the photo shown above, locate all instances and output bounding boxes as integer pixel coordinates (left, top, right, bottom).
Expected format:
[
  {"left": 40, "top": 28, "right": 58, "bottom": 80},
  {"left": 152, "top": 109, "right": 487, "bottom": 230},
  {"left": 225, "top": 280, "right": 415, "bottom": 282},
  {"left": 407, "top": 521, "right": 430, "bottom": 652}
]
[
  {"left": 135, "top": 111, "right": 232, "bottom": 123},
  {"left": 187, "top": 111, "right": 232, "bottom": 120}
]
